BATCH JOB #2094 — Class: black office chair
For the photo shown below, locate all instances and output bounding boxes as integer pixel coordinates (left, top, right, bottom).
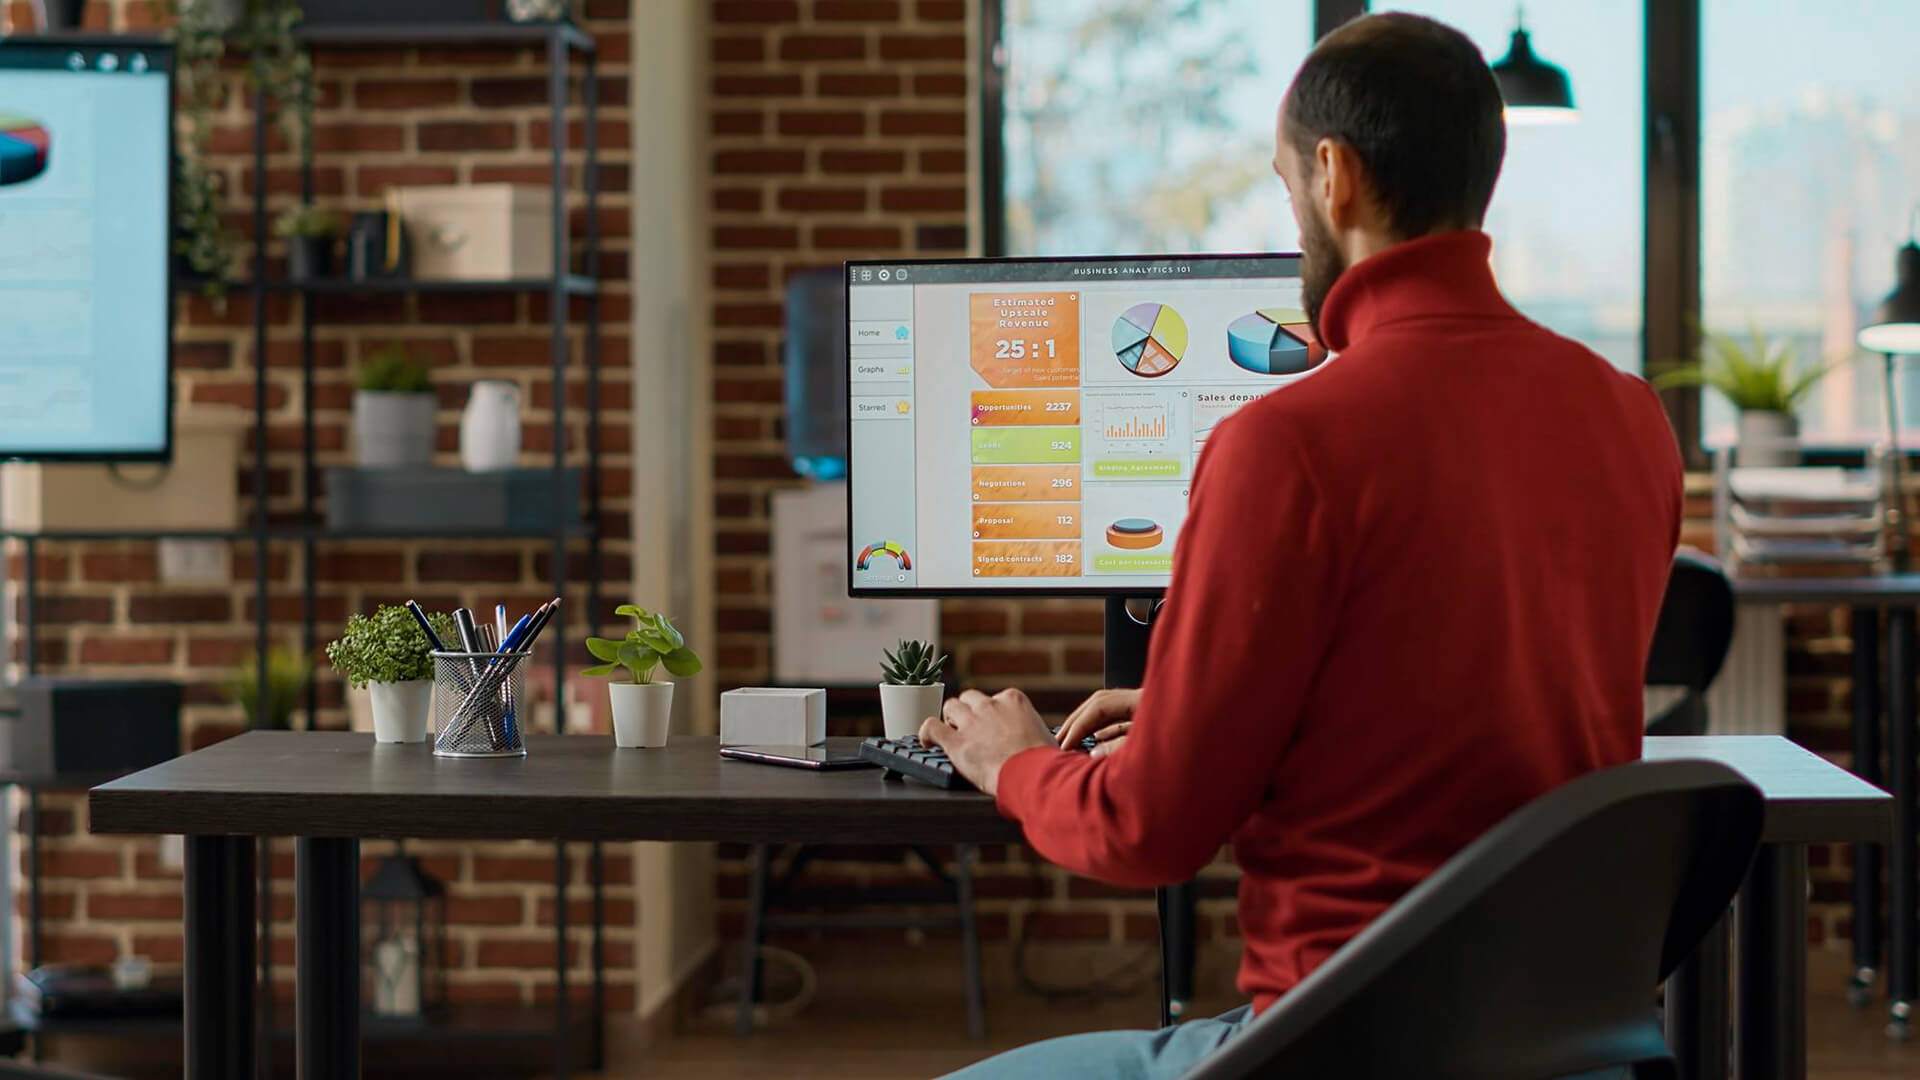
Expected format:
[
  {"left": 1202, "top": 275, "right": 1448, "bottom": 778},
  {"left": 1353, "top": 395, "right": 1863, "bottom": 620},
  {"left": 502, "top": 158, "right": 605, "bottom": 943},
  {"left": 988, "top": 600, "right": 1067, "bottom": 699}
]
[
  {"left": 1644, "top": 550, "right": 1736, "bottom": 736},
  {"left": 1178, "top": 759, "right": 1763, "bottom": 1080}
]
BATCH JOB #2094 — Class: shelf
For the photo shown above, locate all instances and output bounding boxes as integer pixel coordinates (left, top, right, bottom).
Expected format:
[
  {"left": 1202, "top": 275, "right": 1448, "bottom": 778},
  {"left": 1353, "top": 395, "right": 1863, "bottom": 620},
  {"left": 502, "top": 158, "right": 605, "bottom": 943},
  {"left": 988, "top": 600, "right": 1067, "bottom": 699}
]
[
  {"left": 5, "top": 1001, "right": 592, "bottom": 1067},
  {"left": 1, "top": 520, "right": 596, "bottom": 543},
  {"left": 6, "top": 1000, "right": 177, "bottom": 1037},
  {"left": 274, "top": 275, "right": 598, "bottom": 296},
  {"left": 295, "top": 21, "right": 595, "bottom": 53}
]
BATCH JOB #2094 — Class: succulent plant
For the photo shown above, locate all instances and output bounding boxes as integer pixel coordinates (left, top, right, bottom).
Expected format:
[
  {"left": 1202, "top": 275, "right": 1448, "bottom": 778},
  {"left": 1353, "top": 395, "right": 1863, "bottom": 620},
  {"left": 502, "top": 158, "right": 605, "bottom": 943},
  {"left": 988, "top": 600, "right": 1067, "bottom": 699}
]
[{"left": 880, "top": 639, "right": 948, "bottom": 687}]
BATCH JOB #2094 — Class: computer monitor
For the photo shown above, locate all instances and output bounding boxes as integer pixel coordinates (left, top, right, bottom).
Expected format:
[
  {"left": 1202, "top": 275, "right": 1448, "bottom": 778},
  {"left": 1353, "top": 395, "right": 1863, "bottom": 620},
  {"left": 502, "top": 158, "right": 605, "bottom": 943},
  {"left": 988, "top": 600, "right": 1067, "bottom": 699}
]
[
  {"left": 0, "top": 39, "right": 174, "bottom": 461},
  {"left": 847, "top": 254, "right": 1314, "bottom": 597}
]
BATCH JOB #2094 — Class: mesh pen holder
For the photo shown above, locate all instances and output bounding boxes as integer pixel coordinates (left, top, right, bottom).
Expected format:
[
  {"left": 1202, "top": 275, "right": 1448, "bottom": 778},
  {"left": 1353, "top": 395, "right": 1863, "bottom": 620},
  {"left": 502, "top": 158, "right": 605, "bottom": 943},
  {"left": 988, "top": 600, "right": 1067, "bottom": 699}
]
[{"left": 431, "top": 651, "right": 531, "bottom": 758}]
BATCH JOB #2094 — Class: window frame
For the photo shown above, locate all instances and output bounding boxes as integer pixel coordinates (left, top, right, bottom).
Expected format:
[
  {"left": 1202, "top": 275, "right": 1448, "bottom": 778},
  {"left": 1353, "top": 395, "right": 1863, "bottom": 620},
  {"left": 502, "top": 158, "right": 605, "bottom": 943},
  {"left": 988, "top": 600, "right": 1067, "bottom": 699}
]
[{"left": 978, "top": 0, "right": 1710, "bottom": 462}]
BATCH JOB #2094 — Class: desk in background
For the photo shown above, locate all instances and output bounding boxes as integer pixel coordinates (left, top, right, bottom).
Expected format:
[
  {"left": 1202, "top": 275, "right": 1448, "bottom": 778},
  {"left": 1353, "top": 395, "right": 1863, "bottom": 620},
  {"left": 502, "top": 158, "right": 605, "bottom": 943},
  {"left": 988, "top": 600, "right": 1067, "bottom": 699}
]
[{"left": 1731, "top": 574, "right": 1920, "bottom": 1036}]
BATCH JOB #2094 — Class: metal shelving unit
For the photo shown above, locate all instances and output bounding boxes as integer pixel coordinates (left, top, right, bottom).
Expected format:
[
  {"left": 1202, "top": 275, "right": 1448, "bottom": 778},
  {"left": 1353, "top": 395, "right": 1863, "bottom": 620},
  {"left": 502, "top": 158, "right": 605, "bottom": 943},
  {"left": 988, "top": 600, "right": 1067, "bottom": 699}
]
[{"left": 4, "top": 20, "right": 607, "bottom": 1079}]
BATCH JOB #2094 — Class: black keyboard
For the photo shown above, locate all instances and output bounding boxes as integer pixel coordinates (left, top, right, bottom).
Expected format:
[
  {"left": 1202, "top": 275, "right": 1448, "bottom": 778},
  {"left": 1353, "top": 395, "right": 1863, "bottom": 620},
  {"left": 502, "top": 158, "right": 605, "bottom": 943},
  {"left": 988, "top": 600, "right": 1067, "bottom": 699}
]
[
  {"left": 861, "top": 735, "right": 969, "bottom": 789},
  {"left": 861, "top": 728, "right": 1101, "bottom": 791}
]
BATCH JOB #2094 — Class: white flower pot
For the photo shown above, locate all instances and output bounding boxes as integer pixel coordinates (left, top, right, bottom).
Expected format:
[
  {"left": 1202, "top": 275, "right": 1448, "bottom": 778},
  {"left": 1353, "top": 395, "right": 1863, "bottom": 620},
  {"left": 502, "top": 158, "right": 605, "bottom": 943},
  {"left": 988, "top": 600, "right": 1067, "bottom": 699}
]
[
  {"left": 610, "top": 681, "right": 674, "bottom": 749},
  {"left": 353, "top": 390, "right": 437, "bottom": 469},
  {"left": 1737, "top": 410, "right": 1800, "bottom": 468},
  {"left": 878, "top": 683, "right": 944, "bottom": 741},
  {"left": 368, "top": 679, "right": 433, "bottom": 743}
]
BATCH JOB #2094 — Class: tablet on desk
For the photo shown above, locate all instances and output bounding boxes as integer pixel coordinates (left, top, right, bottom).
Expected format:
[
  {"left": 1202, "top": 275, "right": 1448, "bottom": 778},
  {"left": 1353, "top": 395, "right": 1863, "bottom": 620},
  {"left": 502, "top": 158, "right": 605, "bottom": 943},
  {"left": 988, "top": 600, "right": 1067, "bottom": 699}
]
[{"left": 719, "top": 736, "right": 875, "bottom": 771}]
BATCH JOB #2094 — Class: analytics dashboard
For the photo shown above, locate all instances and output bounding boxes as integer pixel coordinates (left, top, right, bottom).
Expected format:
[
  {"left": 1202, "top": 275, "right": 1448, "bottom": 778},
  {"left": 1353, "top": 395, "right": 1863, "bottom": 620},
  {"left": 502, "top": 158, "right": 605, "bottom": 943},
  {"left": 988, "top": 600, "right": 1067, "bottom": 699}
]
[{"left": 847, "top": 255, "right": 1319, "bottom": 595}]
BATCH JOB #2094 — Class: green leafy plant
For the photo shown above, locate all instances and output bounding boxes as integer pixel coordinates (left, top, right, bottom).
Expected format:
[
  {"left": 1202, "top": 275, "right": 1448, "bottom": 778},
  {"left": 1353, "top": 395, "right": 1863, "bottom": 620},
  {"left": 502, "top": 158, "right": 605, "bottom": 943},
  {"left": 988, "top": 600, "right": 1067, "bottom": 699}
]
[
  {"left": 164, "top": 0, "right": 237, "bottom": 292},
  {"left": 583, "top": 605, "right": 703, "bottom": 685},
  {"left": 880, "top": 639, "right": 947, "bottom": 686},
  {"left": 326, "top": 605, "right": 455, "bottom": 688},
  {"left": 1653, "top": 325, "right": 1833, "bottom": 413},
  {"left": 221, "top": 648, "right": 310, "bottom": 730},
  {"left": 357, "top": 346, "right": 434, "bottom": 394},
  {"left": 162, "top": 0, "right": 315, "bottom": 296},
  {"left": 275, "top": 205, "right": 339, "bottom": 239}
]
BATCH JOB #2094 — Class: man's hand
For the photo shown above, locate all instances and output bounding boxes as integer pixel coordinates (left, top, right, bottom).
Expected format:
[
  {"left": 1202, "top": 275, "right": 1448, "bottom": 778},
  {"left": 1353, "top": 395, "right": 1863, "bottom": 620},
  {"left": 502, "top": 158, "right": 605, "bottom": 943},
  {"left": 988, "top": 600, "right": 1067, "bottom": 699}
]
[
  {"left": 1055, "top": 688, "right": 1141, "bottom": 749},
  {"left": 919, "top": 688, "right": 1055, "bottom": 796}
]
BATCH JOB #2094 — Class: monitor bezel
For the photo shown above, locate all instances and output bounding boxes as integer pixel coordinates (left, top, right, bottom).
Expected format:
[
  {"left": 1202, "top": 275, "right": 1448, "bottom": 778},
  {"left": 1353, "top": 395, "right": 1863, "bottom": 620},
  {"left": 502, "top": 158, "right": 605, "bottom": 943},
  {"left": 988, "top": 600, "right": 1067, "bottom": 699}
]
[
  {"left": 844, "top": 250, "right": 1305, "bottom": 599},
  {"left": 0, "top": 35, "right": 176, "bottom": 464}
]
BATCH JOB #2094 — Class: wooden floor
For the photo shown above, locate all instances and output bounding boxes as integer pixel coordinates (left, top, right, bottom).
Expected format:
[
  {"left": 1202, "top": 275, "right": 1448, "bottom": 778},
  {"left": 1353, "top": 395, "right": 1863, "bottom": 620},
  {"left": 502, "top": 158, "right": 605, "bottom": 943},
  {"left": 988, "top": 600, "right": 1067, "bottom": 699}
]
[{"left": 593, "top": 942, "right": 1920, "bottom": 1079}]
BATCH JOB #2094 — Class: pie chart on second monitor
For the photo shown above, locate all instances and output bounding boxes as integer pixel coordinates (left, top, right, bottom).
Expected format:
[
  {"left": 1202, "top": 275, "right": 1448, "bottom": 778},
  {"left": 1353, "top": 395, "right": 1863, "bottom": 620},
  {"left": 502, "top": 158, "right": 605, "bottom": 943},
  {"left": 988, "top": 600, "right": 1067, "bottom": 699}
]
[
  {"left": 0, "top": 111, "right": 50, "bottom": 187},
  {"left": 1111, "top": 302, "right": 1187, "bottom": 378}
]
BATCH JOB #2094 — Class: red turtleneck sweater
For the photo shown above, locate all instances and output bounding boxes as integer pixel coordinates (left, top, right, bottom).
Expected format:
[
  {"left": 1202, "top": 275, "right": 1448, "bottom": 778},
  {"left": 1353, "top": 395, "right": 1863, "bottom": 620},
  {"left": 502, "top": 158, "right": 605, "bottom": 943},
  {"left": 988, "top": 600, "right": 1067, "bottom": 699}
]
[{"left": 994, "top": 231, "right": 1683, "bottom": 1012}]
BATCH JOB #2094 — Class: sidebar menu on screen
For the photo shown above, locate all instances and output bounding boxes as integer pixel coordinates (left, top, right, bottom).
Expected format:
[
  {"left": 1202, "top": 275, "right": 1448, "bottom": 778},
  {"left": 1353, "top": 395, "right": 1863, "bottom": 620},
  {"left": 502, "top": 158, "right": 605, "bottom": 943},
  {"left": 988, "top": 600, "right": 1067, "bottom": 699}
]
[{"left": 847, "top": 278, "right": 918, "bottom": 589}]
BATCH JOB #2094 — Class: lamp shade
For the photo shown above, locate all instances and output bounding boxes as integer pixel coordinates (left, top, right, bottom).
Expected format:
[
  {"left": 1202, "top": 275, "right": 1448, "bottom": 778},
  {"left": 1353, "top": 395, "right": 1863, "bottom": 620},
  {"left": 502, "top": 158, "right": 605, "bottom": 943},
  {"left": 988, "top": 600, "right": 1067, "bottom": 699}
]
[
  {"left": 1859, "top": 242, "right": 1920, "bottom": 354},
  {"left": 1491, "top": 27, "right": 1577, "bottom": 123}
]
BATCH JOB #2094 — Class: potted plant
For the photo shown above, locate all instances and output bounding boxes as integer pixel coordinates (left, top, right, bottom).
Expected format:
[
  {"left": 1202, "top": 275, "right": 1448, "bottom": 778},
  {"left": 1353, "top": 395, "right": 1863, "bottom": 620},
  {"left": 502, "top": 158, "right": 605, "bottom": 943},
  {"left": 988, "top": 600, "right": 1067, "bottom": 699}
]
[
  {"left": 220, "top": 648, "right": 309, "bottom": 730},
  {"left": 354, "top": 346, "right": 437, "bottom": 468},
  {"left": 1654, "top": 325, "right": 1832, "bottom": 467},
  {"left": 327, "top": 605, "right": 454, "bottom": 743},
  {"left": 276, "top": 205, "right": 339, "bottom": 281},
  {"left": 878, "top": 639, "right": 947, "bottom": 741},
  {"left": 583, "top": 605, "right": 703, "bottom": 749},
  {"left": 165, "top": 0, "right": 313, "bottom": 295}
]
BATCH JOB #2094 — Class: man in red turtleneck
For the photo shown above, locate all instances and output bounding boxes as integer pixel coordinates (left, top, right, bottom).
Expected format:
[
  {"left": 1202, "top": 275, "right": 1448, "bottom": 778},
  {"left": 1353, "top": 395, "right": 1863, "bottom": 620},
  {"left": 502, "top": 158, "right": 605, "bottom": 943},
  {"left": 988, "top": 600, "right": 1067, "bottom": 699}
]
[{"left": 927, "top": 12, "right": 1683, "bottom": 1079}]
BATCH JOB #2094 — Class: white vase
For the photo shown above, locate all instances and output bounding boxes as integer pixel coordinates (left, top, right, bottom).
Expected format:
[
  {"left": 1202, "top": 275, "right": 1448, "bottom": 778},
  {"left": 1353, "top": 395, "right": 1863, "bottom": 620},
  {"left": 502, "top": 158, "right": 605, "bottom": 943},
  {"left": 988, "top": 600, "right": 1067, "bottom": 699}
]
[
  {"left": 1737, "top": 410, "right": 1800, "bottom": 468},
  {"left": 878, "top": 683, "right": 944, "bottom": 741},
  {"left": 610, "top": 681, "right": 674, "bottom": 748},
  {"left": 368, "top": 679, "right": 433, "bottom": 743},
  {"left": 353, "top": 390, "right": 437, "bottom": 469},
  {"left": 459, "top": 380, "right": 523, "bottom": 472}
]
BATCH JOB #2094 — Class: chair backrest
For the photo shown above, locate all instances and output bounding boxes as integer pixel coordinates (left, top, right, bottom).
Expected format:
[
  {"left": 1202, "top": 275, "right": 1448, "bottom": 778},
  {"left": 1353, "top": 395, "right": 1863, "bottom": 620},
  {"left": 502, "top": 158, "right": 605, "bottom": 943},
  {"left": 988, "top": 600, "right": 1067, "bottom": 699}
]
[
  {"left": 1644, "top": 550, "right": 1735, "bottom": 735},
  {"left": 1179, "top": 759, "right": 1763, "bottom": 1080}
]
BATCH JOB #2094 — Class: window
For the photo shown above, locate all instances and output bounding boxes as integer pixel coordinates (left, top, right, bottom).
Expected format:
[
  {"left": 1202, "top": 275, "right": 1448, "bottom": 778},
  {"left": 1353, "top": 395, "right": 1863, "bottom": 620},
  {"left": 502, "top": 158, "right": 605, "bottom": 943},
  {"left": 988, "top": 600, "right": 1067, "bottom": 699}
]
[
  {"left": 991, "top": 0, "right": 1314, "bottom": 257},
  {"left": 1379, "top": 2, "right": 1645, "bottom": 372},
  {"left": 1701, "top": 0, "right": 1920, "bottom": 445}
]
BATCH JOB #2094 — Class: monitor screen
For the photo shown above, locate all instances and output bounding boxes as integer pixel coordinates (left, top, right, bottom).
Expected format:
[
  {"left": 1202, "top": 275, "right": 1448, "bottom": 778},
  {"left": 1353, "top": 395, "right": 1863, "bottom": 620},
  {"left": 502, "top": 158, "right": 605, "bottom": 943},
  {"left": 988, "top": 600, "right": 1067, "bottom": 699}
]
[
  {"left": 0, "top": 40, "right": 173, "bottom": 461},
  {"left": 847, "top": 254, "right": 1314, "bottom": 596}
]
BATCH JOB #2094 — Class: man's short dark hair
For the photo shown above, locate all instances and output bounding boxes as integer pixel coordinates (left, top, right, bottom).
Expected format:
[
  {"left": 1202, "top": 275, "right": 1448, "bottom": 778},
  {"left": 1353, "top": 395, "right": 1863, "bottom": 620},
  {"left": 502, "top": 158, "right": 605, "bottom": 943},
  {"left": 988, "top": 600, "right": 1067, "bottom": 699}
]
[{"left": 1284, "top": 13, "right": 1506, "bottom": 238}]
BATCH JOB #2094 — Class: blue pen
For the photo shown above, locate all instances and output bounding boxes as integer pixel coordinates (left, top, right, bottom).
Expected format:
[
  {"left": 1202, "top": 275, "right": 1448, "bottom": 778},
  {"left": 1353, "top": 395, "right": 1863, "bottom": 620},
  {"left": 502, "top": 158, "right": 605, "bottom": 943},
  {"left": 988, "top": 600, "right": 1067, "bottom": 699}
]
[{"left": 495, "top": 603, "right": 509, "bottom": 645}]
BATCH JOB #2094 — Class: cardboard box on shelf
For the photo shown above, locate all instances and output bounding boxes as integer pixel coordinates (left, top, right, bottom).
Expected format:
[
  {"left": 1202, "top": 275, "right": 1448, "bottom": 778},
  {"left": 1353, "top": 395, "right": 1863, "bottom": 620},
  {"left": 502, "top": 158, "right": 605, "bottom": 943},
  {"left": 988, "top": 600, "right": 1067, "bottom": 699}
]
[{"left": 397, "top": 184, "right": 555, "bottom": 281}]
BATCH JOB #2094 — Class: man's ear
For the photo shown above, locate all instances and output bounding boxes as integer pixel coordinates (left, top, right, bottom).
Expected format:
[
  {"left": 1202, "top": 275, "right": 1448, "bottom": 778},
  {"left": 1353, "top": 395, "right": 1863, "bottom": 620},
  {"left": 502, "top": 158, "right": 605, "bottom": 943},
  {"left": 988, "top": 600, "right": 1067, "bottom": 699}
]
[{"left": 1316, "top": 137, "right": 1362, "bottom": 231}]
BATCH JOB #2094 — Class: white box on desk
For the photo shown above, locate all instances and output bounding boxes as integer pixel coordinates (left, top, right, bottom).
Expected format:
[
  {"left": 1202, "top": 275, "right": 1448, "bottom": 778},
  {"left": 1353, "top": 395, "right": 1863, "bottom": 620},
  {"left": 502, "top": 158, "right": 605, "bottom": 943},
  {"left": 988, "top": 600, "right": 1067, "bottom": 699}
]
[{"left": 720, "top": 688, "right": 826, "bottom": 747}]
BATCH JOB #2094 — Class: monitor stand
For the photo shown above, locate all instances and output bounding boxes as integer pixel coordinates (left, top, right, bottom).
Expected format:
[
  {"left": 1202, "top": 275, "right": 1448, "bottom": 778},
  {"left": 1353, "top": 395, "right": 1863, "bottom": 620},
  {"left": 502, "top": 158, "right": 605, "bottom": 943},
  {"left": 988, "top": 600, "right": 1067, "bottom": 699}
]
[{"left": 1104, "top": 597, "right": 1194, "bottom": 1027}]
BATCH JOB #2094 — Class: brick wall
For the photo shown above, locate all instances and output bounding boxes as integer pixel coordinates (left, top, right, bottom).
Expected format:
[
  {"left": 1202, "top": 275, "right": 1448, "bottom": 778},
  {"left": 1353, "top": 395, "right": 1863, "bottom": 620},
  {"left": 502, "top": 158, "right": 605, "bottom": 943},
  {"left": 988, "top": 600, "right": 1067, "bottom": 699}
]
[
  {"left": 702, "top": 0, "right": 1872, "bottom": 960},
  {"left": 1, "top": 0, "right": 639, "bottom": 1012}
]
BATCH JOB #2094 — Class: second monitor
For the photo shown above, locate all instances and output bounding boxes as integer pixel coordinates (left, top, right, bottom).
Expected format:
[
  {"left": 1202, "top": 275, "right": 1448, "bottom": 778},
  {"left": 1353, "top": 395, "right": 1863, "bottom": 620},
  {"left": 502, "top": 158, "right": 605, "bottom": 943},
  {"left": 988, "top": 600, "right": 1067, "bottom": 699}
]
[{"left": 847, "top": 254, "right": 1314, "bottom": 596}]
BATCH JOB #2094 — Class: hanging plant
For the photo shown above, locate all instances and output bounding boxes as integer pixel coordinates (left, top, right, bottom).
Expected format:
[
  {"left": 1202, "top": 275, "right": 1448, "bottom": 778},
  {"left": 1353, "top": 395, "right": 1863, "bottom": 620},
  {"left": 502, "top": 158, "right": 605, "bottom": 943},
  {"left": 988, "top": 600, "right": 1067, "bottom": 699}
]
[
  {"left": 165, "top": 0, "right": 238, "bottom": 294},
  {"left": 163, "top": 0, "right": 316, "bottom": 296}
]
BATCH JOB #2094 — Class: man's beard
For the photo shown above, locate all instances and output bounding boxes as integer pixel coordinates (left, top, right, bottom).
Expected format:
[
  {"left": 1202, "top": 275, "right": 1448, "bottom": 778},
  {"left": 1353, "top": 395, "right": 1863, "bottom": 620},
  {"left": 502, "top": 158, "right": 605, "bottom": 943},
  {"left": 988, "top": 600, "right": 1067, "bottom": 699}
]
[{"left": 1299, "top": 203, "right": 1347, "bottom": 340}]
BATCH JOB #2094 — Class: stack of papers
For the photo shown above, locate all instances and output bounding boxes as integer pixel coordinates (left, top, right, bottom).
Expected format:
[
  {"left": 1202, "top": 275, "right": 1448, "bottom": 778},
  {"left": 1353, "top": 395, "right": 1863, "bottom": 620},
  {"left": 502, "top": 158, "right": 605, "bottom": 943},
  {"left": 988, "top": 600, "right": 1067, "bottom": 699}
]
[{"left": 1726, "top": 468, "right": 1884, "bottom": 567}]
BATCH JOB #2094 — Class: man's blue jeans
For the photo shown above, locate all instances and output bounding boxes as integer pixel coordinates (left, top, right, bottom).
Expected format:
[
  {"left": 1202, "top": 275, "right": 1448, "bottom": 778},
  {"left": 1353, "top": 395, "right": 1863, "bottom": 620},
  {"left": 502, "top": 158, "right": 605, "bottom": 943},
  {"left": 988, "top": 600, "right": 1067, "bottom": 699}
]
[
  {"left": 937, "top": 1005, "right": 1638, "bottom": 1080},
  {"left": 938, "top": 1005, "right": 1255, "bottom": 1080}
]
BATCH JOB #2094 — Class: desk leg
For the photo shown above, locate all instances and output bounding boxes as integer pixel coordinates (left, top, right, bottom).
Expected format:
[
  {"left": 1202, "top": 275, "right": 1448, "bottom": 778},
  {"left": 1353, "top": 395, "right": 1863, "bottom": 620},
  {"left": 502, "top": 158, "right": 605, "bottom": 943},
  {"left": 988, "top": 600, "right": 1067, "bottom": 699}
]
[
  {"left": 1850, "top": 607, "right": 1884, "bottom": 1006},
  {"left": 186, "top": 835, "right": 255, "bottom": 1080},
  {"left": 1736, "top": 844, "right": 1807, "bottom": 1080},
  {"left": 1890, "top": 605, "right": 1917, "bottom": 1038},
  {"left": 1155, "top": 882, "right": 1196, "bottom": 1028},
  {"left": 1666, "top": 908, "right": 1731, "bottom": 1080},
  {"left": 296, "top": 837, "right": 360, "bottom": 1080}
]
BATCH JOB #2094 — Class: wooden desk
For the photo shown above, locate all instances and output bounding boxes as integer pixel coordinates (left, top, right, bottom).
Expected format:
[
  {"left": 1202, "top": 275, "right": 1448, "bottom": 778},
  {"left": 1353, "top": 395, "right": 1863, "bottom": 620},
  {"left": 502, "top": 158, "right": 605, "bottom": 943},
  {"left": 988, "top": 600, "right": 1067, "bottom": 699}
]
[
  {"left": 1730, "top": 576, "right": 1918, "bottom": 1035},
  {"left": 90, "top": 733, "right": 1887, "bottom": 1080},
  {"left": 90, "top": 733, "right": 1014, "bottom": 1080}
]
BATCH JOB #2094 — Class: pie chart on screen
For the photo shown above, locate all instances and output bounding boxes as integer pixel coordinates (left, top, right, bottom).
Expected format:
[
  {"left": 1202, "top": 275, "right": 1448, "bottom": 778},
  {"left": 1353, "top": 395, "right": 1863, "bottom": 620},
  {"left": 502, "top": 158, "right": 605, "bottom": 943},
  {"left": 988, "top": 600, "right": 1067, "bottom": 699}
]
[
  {"left": 1227, "top": 308, "right": 1326, "bottom": 375},
  {"left": 0, "top": 112, "right": 50, "bottom": 186},
  {"left": 1112, "top": 302, "right": 1188, "bottom": 378}
]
